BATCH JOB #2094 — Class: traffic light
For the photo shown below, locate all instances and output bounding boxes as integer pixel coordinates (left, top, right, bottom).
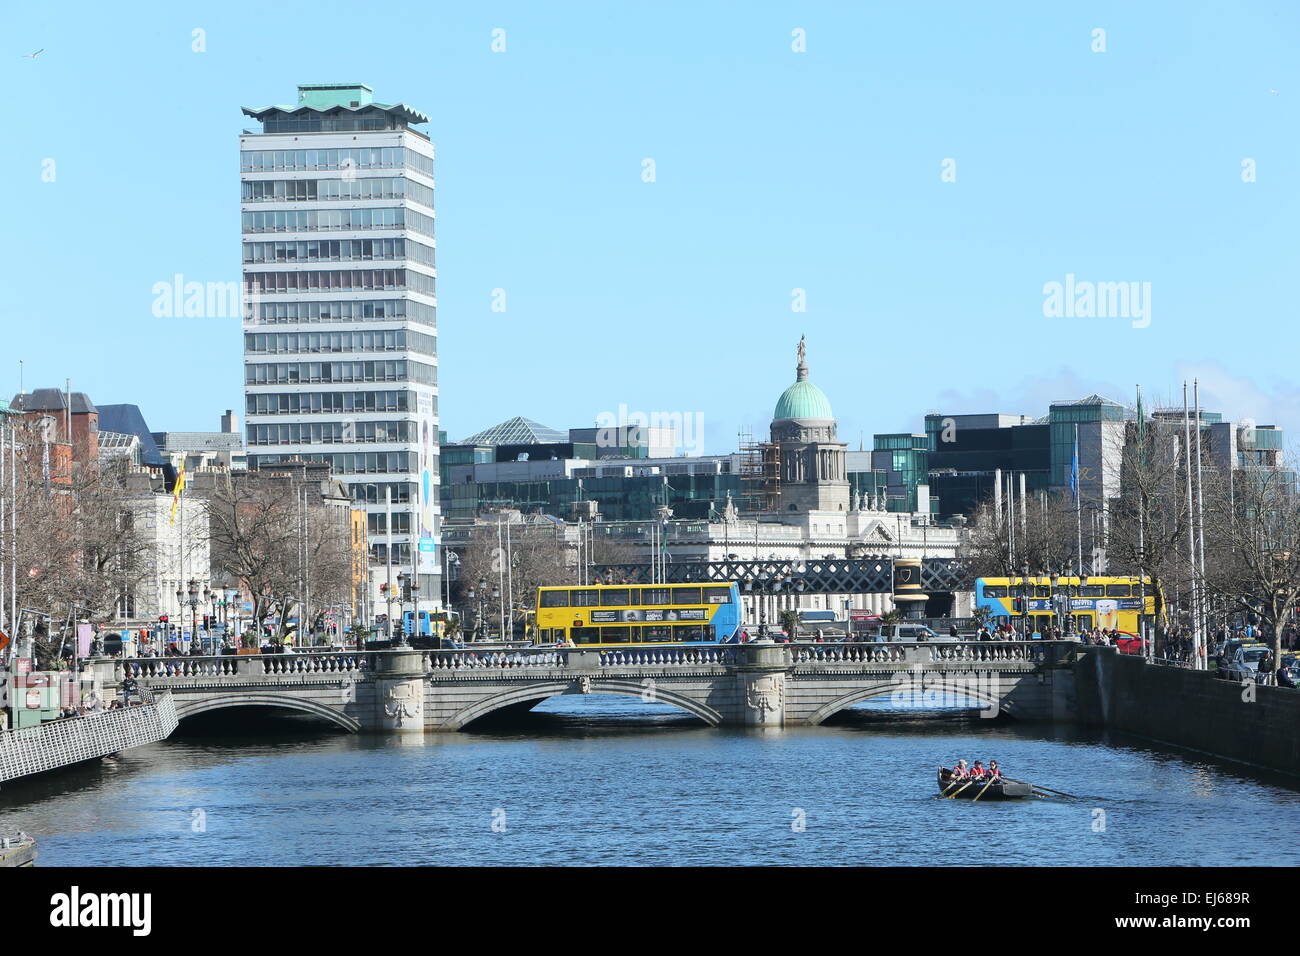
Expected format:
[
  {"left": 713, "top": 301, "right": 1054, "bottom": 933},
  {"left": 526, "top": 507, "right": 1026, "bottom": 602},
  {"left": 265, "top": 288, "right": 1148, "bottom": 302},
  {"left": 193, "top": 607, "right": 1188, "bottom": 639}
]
[{"left": 159, "top": 615, "right": 169, "bottom": 623}]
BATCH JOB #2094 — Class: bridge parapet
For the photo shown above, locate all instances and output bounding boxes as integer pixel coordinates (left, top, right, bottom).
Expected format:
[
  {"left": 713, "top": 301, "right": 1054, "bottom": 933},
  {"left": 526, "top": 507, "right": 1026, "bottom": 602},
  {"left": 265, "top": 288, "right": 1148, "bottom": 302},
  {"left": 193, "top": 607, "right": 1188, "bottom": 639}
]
[
  {"left": 115, "top": 652, "right": 374, "bottom": 682},
  {"left": 790, "top": 640, "right": 1076, "bottom": 668}
]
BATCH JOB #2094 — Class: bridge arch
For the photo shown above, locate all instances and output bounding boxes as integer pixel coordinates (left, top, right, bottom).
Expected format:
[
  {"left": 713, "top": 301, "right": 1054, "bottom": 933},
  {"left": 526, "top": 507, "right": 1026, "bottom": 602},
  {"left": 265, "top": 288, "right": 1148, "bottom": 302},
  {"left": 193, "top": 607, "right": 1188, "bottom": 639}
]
[
  {"left": 440, "top": 680, "right": 723, "bottom": 730},
  {"left": 173, "top": 694, "right": 362, "bottom": 733},
  {"left": 805, "top": 673, "right": 1013, "bottom": 726}
]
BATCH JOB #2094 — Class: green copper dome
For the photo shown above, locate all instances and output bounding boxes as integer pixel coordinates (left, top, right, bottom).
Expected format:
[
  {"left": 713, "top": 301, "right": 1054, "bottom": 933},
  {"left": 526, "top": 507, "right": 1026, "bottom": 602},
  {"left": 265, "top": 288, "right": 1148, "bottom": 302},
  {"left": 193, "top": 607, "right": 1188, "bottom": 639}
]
[
  {"left": 773, "top": 335, "right": 834, "bottom": 420},
  {"left": 774, "top": 380, "right": 833, "bottom": 420}
]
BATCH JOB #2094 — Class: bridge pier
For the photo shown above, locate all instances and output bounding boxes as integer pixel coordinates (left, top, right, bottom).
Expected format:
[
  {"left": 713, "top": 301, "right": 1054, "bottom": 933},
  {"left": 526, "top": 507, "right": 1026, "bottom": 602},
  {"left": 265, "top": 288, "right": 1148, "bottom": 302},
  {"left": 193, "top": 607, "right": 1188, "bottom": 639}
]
[
  {"left": 732, "top": 641, "right": 790, "bottom": 727},
  {"left": 372, "top": 649, "right": 426, "bottom": 733}
]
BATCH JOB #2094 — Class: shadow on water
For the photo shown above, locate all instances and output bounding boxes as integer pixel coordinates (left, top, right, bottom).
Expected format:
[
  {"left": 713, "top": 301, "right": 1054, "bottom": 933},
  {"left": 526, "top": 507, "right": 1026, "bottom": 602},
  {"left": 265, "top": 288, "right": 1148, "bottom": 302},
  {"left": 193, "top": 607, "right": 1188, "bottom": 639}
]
[{"left": 175, "top": 706, "right": 349, "bottom": 739}]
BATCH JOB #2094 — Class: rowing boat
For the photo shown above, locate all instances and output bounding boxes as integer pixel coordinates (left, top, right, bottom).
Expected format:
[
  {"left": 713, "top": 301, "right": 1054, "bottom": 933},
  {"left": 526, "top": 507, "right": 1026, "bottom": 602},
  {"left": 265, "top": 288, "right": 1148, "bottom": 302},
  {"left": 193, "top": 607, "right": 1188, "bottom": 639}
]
[{"left": 938, "top": 768, "right": 1033, "bottom": 800}]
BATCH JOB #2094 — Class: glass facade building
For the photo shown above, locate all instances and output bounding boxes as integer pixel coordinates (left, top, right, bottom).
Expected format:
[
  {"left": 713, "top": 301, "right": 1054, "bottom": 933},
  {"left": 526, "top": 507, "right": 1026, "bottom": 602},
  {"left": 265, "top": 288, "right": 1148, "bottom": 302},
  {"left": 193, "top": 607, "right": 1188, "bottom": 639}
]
[{"left": 241, "top": 84, "right": 440, "bottom": 600}]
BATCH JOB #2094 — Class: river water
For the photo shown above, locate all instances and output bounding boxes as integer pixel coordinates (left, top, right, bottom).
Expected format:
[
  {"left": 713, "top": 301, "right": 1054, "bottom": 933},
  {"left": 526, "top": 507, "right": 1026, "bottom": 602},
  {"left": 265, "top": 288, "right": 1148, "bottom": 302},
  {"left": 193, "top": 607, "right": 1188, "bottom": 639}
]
[{"left": 4, "top": 696, "right": 1299, "bottom": 866}]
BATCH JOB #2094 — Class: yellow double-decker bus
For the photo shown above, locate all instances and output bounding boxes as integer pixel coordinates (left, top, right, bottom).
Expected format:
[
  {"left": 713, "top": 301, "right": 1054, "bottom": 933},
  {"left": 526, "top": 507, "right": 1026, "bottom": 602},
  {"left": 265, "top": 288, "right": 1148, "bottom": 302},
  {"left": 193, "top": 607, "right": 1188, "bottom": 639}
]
[
  {"left": 974, "top": 575, "right": 1158, "bottom": 636},
  {"left": 535, "top": 582, "right": 742, "bottom": 646}
]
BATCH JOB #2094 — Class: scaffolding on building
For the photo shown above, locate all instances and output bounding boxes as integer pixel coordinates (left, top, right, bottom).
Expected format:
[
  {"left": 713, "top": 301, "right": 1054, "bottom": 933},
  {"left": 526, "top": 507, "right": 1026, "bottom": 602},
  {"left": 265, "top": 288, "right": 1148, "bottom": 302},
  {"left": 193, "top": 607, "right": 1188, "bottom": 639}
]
[{"left": 736, "top": 427, "right": 780, "bottom": 513}]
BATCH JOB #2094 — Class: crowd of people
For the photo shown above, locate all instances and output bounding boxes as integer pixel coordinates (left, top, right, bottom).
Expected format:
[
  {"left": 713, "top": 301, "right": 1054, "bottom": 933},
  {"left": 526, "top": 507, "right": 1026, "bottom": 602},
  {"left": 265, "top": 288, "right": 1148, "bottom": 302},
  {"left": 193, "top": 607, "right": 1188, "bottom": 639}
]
[{"left": 55, "top": 697, "right": 142, "bottom": 720}]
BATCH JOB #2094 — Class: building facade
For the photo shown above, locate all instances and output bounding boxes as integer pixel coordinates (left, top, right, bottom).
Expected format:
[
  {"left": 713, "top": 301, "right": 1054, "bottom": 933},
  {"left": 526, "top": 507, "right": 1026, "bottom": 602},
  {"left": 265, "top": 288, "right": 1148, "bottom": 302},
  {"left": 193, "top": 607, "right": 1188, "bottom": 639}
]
[{"left": 240, "top": 83, "right": 441, "bottom": 612}]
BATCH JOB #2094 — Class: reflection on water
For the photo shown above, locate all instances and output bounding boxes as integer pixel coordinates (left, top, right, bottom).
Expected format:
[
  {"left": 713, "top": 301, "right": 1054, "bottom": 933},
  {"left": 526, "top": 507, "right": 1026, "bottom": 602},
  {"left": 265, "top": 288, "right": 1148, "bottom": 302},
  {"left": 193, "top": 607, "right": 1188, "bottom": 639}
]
[{"left": 3, "top": 694, "right": 1298, "bottom": 866}]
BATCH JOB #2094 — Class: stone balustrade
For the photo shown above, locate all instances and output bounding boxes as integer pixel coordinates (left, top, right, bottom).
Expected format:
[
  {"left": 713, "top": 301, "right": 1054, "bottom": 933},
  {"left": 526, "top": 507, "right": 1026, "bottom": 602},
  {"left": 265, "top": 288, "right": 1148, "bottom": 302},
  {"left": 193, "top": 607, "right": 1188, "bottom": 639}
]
[{"left": 116, "top": 651, "right": 374, "bottom": 681}]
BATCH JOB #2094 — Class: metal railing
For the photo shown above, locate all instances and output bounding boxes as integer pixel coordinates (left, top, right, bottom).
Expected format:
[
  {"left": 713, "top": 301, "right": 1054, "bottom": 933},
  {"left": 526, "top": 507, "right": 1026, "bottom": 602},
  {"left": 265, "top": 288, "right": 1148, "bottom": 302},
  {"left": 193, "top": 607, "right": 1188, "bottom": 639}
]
[{"left": 0, "top": 690, "right": 178, "bottom": 783}]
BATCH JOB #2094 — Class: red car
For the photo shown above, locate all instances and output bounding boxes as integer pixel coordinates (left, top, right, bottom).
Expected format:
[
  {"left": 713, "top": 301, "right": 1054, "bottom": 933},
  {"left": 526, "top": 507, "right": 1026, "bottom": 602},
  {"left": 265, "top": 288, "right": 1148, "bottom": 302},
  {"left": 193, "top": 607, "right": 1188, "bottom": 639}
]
[{"left": 1115, "top": 632, "right": 1145, "bottom": 655}]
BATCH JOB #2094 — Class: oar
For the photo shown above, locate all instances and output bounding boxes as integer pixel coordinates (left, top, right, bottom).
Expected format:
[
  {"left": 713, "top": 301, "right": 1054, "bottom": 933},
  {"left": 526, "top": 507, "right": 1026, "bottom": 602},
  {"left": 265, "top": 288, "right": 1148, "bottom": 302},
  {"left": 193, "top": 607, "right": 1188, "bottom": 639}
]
[
  {"left": 1031, "top": 785, "right": 1081, "bottom": 799},
  {"left": 1003, "top": 776, "right": 1081, "bottom": 799},
  {"left": 971, "top": 776, "right": 997, "bottom": 802},
  {"left": 946, "top": 778, "right": 977, "bottom": 799}
]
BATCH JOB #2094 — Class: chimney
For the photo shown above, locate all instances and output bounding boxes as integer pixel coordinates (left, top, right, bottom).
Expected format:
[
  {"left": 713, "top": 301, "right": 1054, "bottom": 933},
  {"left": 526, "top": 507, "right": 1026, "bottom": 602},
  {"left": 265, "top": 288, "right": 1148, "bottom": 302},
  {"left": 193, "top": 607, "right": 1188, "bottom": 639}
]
[{"left": 221, "top": 409, "right": 238, "bottom": 434}]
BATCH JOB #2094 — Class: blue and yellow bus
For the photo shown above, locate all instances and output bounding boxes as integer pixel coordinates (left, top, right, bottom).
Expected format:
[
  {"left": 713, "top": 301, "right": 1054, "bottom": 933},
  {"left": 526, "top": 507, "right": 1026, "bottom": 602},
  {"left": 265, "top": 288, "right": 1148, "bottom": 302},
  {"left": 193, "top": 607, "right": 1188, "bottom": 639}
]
[
  {"left": 534, "top": 583, "right": 742, "bottom": 646},
  {"left": 974, "top": 575, "right": 1157, "bottom": 635}
]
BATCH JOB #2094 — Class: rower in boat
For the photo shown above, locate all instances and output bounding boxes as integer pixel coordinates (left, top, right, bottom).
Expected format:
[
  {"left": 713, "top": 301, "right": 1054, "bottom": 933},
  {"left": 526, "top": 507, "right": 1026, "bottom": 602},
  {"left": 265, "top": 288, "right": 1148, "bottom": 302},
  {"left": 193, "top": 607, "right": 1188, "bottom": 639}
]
[{"left": 937, "top": 763, "right": 1033, "bottom": 799}]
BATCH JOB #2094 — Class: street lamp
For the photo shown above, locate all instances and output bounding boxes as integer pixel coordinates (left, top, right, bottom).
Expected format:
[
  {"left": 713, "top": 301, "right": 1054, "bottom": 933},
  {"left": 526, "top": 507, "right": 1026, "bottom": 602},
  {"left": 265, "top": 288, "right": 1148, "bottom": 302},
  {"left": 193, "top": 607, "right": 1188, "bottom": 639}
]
[
  {"left": 1020, "top": 563, "right": 1031, "bottom": 639},
  {"left": 1050, "top": 570, "right": 1061, "bottom": 636}
]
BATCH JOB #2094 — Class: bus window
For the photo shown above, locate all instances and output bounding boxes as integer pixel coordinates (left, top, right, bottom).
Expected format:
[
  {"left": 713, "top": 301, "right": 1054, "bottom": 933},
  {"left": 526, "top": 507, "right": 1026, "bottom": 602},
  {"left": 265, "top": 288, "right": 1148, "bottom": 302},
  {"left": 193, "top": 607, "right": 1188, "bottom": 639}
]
[
  {"left": 540, "top": 590, "right": 569, "bottom": 607},
  {"left": 571, "top": 589, "right": 599, "bottom": 607},
  {"left": 600, "top": 589, "right": 630, "bottom": 606},
  {"left": 1106, "top": 584, "right": 1130, "bottom": 597},
  {"left": 1078, "top": 585, "right": 1103, "bottom": 598},
  {"left": 672, "top": 587, "right": 702, "bottom": 604},
  {"left": 703, "top": 587, "right": 732, "bottom": 604},
  {"left": 572, "top": 627, "right": 600, "bottom": 644},
  {"left": 644, "top": 625, "right": 672, "bottom": 642},
  {"left": 674, "top": 624, "right": 706, "bottom": 641},
  {"left": 1035, "top": 586, "right": 1051, "bottom": 598},
  {"left": 643, "top": 588, "right": 672, "bottom": 605},
  {"left": 1074, "top": 613, "right": 1093, "bottom": 630},
  {"left": 982, "top": 585, "right": 1007, "bottom": 598},
  {"left": 600, "top": 627, "right": 631, "bottom": 643}
]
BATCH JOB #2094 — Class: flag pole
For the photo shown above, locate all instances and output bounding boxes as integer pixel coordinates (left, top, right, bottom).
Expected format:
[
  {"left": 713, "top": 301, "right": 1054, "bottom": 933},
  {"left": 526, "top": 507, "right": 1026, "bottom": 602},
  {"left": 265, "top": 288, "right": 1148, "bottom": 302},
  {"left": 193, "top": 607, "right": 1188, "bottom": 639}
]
[
  {"left": 1193, "top": 379, "right": 1208, "bottom": 669},
  {"left": 1073, "top": 424, "right": 1083, "bottom": 574},
  {"left": 1182, "top": 382, "right": 1200, "bottom": 668}
]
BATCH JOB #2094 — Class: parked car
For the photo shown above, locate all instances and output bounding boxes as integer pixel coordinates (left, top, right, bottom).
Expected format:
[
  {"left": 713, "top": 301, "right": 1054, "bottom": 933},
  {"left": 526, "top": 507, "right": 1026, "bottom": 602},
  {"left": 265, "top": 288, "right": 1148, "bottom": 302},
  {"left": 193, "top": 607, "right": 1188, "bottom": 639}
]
[
  {"left": 1114, "top": 633, "right": 1146, "bottom": 656},
  {"left": 1223, "top": 644, "right": 1271, "bottom": 682},
  {"left": 1277, "top": 655, "right": 1299, "bottom": 688}
]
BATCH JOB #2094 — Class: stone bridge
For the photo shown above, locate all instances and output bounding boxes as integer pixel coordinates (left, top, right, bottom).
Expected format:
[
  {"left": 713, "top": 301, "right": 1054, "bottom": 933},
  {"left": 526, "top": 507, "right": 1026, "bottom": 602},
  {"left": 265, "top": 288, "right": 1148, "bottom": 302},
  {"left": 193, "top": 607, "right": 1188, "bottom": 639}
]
[{"left": 89, "top": 641, "right": 1080, "bottom": 734}]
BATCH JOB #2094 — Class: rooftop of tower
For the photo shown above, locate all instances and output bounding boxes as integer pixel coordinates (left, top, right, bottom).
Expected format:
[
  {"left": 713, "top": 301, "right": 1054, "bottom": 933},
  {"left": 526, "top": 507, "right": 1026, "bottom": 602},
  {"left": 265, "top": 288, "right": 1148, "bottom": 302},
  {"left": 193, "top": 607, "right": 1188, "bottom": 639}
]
[{"left": 242, "top": 83, "right": 430, "bottom": 126}]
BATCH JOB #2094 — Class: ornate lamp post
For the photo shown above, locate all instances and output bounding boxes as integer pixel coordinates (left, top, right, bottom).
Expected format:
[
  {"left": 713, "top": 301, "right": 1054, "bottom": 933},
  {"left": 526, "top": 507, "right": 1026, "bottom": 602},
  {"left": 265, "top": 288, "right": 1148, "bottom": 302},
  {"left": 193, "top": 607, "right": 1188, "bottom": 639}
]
[
  {"left": 1020, "top": 563, "right": 1031, "bottom": 639},
  {"left": 1050, "top": 570, "right": 1061, "bottom": 636}
]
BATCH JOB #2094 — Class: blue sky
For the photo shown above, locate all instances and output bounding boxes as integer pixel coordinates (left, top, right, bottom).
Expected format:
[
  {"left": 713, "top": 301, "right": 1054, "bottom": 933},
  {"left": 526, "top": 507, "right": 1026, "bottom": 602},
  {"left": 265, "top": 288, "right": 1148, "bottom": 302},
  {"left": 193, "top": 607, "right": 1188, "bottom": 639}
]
[{"left": 3, "top": 1, "right": 1298, "bottom": 453}]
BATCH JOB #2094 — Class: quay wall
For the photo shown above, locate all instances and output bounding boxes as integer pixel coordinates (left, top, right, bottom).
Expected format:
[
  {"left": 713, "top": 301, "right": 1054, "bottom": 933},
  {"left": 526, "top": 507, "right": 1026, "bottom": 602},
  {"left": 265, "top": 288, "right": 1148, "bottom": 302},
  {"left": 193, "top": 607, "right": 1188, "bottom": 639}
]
[{"left": 1074, "top": 647, "right": 1300, "bottom": 777}]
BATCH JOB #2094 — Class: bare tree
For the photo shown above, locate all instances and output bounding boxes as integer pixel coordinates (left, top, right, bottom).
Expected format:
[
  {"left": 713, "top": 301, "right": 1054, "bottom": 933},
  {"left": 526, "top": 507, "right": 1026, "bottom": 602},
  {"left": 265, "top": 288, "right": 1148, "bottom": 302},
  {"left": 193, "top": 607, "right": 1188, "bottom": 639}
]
[
  {"left": 8, "top": 425, "right": 149, "bottom": 665},
  {"left": 1106, "top": 419, "right": 1196, "bottom": 638},
  {"left": 1203, "top": 460, "right": 1300, "bottom": 681},
  {"left": 453, "top": 518, "right": 575, "bottom": 638},
  {"left": 959, "top": 489, "right": 1079, "bottom": 584},
  {"left": 206, "top": 473, "right": 353, "bottom": 645}
]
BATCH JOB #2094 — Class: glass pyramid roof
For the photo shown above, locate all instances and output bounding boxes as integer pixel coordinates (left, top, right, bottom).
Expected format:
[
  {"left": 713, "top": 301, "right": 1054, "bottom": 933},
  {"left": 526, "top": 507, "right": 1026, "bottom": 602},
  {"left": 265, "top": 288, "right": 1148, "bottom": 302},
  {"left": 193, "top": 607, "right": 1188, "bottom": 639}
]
[{"left": 459, "top": 416, "right": 567, "bottom": 446}]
